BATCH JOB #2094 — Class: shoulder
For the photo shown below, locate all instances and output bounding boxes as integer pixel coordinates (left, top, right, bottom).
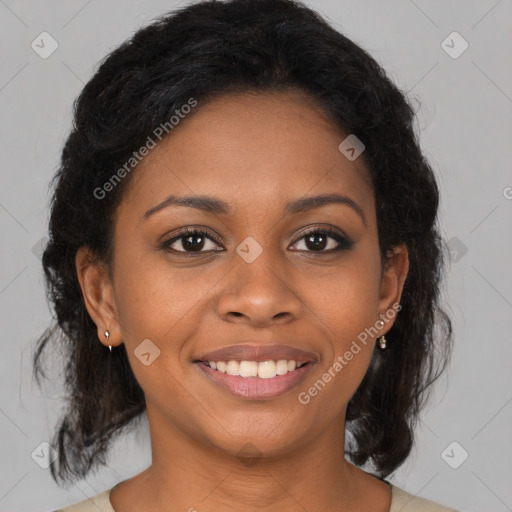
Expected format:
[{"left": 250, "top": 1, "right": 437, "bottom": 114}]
[
  {"left": 49, "top": 488, "right": 115, "bottom": 512},
  {"left": 390, "top": 484, "right": 458, "bottom": 512}
]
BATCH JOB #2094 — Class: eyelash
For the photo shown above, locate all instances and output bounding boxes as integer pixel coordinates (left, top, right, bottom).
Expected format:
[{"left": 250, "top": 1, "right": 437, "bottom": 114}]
[{"left": 160, "top": 226, "right": 354, "bottom": 256}]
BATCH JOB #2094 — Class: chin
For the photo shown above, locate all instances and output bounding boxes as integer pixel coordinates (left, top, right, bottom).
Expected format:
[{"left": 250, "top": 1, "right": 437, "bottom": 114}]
[{"left": 197, "top": 412, "right": 315, "bottom": 462}]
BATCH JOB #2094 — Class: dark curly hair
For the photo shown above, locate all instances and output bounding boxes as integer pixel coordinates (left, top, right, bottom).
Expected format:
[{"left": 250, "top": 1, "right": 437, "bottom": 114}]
[{"left": 33, "top": 0, "right": 453, "bottom": 488}]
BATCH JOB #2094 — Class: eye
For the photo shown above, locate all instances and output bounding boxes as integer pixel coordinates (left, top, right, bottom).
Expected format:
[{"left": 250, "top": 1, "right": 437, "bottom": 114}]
[
  {"left": 289, "top": 226, "right": 354, "bottom": 253},
  {"left": 160, "top": 227, "right": 224, "bottom": 254}
]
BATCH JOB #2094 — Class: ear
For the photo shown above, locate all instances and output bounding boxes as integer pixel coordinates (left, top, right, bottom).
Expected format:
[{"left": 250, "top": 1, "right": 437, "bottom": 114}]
[
  {"left": 376, "top": 243, "right": 409, "bottom": 334},
  {"left": 75, "top": 246, "right": 122, "bottom": 348}
]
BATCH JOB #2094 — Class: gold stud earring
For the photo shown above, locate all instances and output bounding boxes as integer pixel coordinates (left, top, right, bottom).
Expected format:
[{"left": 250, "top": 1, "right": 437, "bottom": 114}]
[
  {"left": 104, "top": 330, "right": 112, "bottom": 351},
  {"left": 378, "top": 335, "right": 387, "bottom": 349}
]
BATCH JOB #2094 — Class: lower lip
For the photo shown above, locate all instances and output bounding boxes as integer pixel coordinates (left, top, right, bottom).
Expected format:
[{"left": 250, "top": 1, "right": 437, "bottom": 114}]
[{"left": 195, "top": 362, "right": 315, "bottom": 400}]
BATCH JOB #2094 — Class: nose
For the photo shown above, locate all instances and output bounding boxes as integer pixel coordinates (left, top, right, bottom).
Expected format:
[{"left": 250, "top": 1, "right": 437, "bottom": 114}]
[{"left": 216, "top": 246, "right": 303, "bottom": 328}]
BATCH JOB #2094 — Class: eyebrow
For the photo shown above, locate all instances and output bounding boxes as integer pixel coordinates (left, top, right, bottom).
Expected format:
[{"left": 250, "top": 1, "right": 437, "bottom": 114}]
[{"left": 141, "top": 193, "right": 366, "bottom": 226}]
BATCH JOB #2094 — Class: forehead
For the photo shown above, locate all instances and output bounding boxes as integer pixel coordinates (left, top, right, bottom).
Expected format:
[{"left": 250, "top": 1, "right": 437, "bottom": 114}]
[{"left": 118, "top": 90, "right": 374, "bottom": 223}]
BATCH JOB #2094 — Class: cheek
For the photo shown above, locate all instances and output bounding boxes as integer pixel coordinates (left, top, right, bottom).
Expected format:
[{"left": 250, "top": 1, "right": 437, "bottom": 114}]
[
  {"left": 111, "top": 250, "right": 219, "bottom": 390},
  {"left": 303, "top": 271, "right": 379, "bottom": 411},
  {"left": 308, "top": 256, "right": 381, "bottom": 339},
  {"left": 303, "top": 252, "right": 381, "bottom": 387},
  {"left": 113, "top": 249, "right": 203, "bottom": 339}
]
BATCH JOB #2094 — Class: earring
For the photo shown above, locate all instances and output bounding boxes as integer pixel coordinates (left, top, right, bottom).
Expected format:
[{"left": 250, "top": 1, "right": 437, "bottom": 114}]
[
  {"left": 378, "top": 335, "right": 387, "bottom": 349},
  {"left": 104, "top": 330, "right": 112, "bottom": 351}
]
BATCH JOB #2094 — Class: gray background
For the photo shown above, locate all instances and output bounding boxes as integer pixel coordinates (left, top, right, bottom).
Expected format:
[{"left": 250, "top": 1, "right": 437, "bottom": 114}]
[{"left": 1, "top": 1, "right": 511, "bottom": 511}]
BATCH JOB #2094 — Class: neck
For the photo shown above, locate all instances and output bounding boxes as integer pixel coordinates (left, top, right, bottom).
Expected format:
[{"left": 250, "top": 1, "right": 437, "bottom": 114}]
[{"left": 117, "top": 405, "right": 388, "bottom": 512}]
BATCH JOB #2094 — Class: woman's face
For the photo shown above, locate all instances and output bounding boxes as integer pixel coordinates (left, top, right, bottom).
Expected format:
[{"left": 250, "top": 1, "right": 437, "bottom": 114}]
[{"left": 79, "top": 90, "right": 408, "bottom": 459}]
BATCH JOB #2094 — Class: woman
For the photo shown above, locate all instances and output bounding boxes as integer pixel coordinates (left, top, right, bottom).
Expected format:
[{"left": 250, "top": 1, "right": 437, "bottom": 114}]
[{"left": 35, "top": 0, "right": 456, "bottom": 510}]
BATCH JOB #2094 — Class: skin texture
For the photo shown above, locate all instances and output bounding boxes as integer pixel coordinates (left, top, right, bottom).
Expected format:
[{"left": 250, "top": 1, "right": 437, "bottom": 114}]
[{"left": 76, "top": 90, "right": 409, "bottom": 512}]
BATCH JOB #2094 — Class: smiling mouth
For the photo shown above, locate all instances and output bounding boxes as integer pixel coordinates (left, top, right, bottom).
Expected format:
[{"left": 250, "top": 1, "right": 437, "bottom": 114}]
[
  {"left": 198, "top": 359, "right": 310, "bottom": 379},
  {"left": 194, "top": 359, "right": 315, "bottom": 400}
]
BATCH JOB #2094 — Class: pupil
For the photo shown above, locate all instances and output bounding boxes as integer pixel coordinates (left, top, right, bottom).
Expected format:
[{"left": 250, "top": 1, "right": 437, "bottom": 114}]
[
  {"left": 184, "top": 235, "right": 204, "bottom": 251},
  {"left": 306, "top": 233, "right": 326, "bottom": 251}
]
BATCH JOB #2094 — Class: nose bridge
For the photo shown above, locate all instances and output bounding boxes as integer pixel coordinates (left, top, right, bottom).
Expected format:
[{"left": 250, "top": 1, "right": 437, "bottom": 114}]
[
  {"left": 216, "top": 234, "right": 301, "bottom": 325},
  {"left": 236, "top": 235, "right": 282, "bottom": 287}
]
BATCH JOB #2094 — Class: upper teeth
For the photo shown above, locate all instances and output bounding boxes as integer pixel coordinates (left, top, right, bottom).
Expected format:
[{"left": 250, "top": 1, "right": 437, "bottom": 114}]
[{"left": 207, "top": 360, "right": 302, "bottom": 378}]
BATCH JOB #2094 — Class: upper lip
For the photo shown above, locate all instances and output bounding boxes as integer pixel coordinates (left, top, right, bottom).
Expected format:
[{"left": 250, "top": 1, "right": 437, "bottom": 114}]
[{"left": 195, "top": 344, "right": 319, "bottom": 365}]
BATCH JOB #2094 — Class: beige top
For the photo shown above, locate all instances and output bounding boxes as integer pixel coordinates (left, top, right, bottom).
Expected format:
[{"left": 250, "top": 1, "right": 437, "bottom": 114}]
[{"left": 51, "top": 481, "right": 458, "bottom": 511}]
